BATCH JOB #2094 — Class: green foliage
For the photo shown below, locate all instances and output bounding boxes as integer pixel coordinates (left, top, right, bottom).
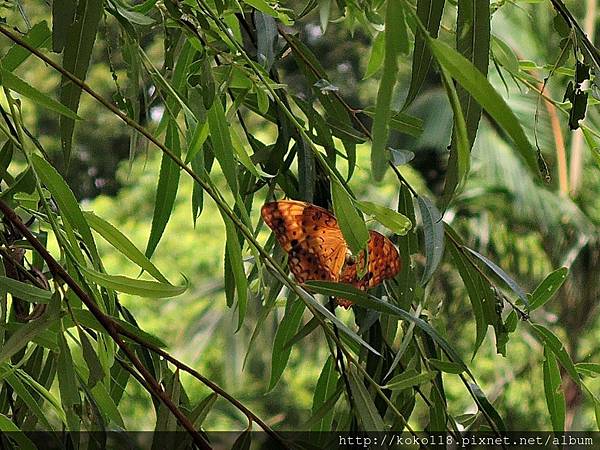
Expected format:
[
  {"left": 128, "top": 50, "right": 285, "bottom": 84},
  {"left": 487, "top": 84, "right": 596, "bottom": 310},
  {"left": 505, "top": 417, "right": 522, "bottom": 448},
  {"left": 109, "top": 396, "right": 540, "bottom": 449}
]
[{"left": 0, "top": 0, "right": 598, "bottom": 443}]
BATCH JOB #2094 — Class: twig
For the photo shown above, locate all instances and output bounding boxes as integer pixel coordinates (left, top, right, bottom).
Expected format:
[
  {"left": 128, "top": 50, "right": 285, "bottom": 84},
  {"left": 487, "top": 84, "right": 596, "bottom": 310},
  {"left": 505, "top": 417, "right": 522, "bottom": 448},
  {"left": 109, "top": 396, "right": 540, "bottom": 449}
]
[{"left": 0, "top": 200, "right": 211, "bottom": 450}]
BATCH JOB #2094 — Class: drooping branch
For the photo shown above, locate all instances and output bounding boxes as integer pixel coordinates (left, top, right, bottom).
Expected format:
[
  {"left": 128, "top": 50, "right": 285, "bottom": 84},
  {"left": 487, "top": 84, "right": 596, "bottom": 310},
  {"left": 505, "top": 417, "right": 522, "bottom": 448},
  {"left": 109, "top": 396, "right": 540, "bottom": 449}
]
[
  {"left": 0, "top": 199, "right": 289, "bottom": 448},
  {"left": 0, "top": 200, "right": 211, "bottom": 449}
]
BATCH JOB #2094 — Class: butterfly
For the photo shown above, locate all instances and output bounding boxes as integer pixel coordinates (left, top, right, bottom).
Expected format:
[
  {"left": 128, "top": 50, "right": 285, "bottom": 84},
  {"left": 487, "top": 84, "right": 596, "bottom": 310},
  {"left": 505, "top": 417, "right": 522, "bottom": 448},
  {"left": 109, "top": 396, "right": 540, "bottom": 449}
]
[{"left": 261, "top": 200, "right": 401, "bottom": 307}]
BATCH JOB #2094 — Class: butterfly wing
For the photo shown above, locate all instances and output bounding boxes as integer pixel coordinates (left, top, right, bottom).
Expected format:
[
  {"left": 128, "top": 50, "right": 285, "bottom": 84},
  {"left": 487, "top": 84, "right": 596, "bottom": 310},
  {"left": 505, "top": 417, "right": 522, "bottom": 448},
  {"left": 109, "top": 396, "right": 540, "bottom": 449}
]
[
  {"left": 261, "top": 200, "right": 348, "bottom": 283},
  {"left": 338, "top": 230, "right": 401, "bottom": 307}
]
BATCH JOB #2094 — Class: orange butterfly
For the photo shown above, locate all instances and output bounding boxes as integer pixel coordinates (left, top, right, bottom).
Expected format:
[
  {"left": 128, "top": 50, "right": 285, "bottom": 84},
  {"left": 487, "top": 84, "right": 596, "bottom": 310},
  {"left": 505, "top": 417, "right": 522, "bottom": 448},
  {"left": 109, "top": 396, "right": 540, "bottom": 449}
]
[{"left": 261, "top": 200, "right": 401, "bottom": 307}]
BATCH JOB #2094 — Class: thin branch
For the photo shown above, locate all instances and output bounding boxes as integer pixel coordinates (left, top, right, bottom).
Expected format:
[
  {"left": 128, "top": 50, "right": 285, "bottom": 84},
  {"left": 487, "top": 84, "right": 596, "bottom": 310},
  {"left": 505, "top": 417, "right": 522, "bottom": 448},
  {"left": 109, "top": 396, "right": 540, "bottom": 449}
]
[
  {"left": 0, "top": 26, "right": 363, "bottom": 423},
  {"left": 0, "top": 199, "right": 211, "bottom": 450}
]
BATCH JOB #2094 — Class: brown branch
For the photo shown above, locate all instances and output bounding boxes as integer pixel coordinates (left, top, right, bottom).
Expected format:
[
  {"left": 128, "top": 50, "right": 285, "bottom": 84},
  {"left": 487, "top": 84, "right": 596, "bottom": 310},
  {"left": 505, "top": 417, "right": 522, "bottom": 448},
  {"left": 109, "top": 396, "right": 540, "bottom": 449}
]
[
  {"left": 115, "top": 326, "right": 287, "bottom": 446},
  {"left": 0, "top": 200, "right": 211, "bottom": 450},
  {"left": 0, "top": 200, "right": 288, "bottom": 448}
]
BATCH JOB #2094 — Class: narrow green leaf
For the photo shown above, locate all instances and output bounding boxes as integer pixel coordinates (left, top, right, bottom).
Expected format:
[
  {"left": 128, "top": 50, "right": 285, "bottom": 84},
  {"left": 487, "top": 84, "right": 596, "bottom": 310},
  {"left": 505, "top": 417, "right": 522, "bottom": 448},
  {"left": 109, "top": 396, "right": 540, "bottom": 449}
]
[
  {"left": 59, "top": 0, "right": 103, "bottom": 162},
  {"left": 1, "top": 322, "right": 58, "bottom": 351},
  {"left": 429, "top": 358, "right": 465, "bottom": 374},
  {"left": 256, "top": 11, "right": 278, "bottom": 70},
  {"left": 0, "top": 69, "right": 81, "bottom": 120},
  {"left": 417, "top": 196, "right": 445, "bottom": 284},
  {"left": 467, "top": 382, "right": 506, "bottom": 432},
  {"left": 543, "top": 346, "right": 566, "bottom": 432},
  {"left": 576, "top": 362, "right": 600, "bottom": 378},
  {"left": 68, "top": 309, "right": 167, "bottom": 348},
  {"left": 443, "top": 0, "right": 489, "bottom": 205},
  {"left": 347, "top": 365, "right": 385, "bottom": 431},
  {"left": 385, "top": 304, "right": 421, "bottom": 378},
  {"left": 383, "top": 369, "right": 437, "bottom": 391},
  {"left": 58, "top": 332, "right": 81, "bottom": 431},
  {"left": 77, "top": 266, "right": 186, "bottom": 298},
  {"left": 395, "top": 184, "right": 417, "bottom": 309},
  {"left": 298, "top": 139, "right": 316, "bottom": 203},
  {"left": 428, "top": 38, "right": 539, "bottom": 174},
  {"left": 531, "top": 324, "right": 580, "bottom": 383},
  {"left": 109, "top": 1, "right": 155, "bottom": 25},
  {"left": 530, "top": 267, "right": 568, "bottom": 311},
  {"left": 440, "top": 64, "right": 470, "bottom": 204},
  {"left": 190, "top": 393, "right": 218, "bottom": 428},
  {"left": 90, "top": 381, "right": 125, "bottom": 428},
  {"left": 288, "top": 283, "right": 379, "bottom": 355},
  {"left": 358, "top": 201, "right": 412, "bottom": 236},
  {"left": 331, "top": 181, "right": 369, "bottom": 254},
  {"left": 447, "top": 240, "right": 489, "bottom": 358},
  {"left": 84, "top": 211, "right": 169, "bottom": 283},
  {"left": 304, "top": 280, "right": 468, "bottom": 369},
  {"left": 319, "top": 0, "right": 331, "bottom": 32},
  {"left": 305, "top": 384, "right": 343, "bottom": 430},
  {"left": 364, "top": 32, "right": 385, "bottom": 79},
  {"left": 285, "top": 316, "right": 319, "bottom": 349},
  {"left": 207, "top": 100, "right": 239, "bottom": 197},
  {"left": 0, "top": 141, "right": 14, "bottom": 184},
  {"left": 3, "top": 21, "right": 51, "bottom": 71},
  {"left": 269, "top": 298, "right": 305, "bottom": 391},
  {"left": 311, "top": 357, "right": 338, "bottom": 432},
  {"left": 225, "top": 431, "right": 249, "bottom": 450},
  {"left": 371, "top": 0, "right": 406, "bottom": 181},
  {"left": 0, "top": 312, "right": 59, "bottom": 365},
  {"left": 52, "top": 0, "right": 76, "bottom": 52},
  {"left": 222, "top": 214, "right": 248, "bottom": 331},
  {"left": 363, "top": 108, "right": 424, "bottom": 137},
  {"left": 0, "top": 413, "right": 37, "bottom": 450},
  {"left": 31, "top": 154, "right": 99, "bottom": 263},
  {"left": 456, "top": 0, "right": 490, "bottom": 143},
  {"left": 0, "top": 276, "right": 52, "bottom": 303},
  {"left": 4, "top": 372, "right": 56, "bottom": 429},
  {"left": 153, "top": 371, "right": 181, "bottom": 450},
  {"left": 190, "top": 149, "right": 205, "bottom": 226},
  {"left": 464, "top": 247, "right": 529, "bottom": 308},
  {"left": 78, "top": 329, "right": 104, "bottom": 388},
  {"left": 146, "top": 121, "right": 181, "bottom": 259},
  {"left": 404, "top": 0, "right": 446, "bottom": 107},
  {"left": 242, "top": 0, "right": 278, "bottom": 17}
]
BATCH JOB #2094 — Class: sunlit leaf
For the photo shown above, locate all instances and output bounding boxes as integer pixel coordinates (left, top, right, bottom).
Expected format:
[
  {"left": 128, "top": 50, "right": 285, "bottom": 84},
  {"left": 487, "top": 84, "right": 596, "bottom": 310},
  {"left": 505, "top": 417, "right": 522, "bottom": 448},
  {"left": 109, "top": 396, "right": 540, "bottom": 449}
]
[
  {"left": 331, "top": 181, "right": 369, "bottom": 254},
  {"left": 146, "top": 121, "right": 181, "bottom": 259},
  {"left": 428, "top": 38, "right": 539, "bottom": 174},
  {"left": 84, "top": 211, "right": 169, "bottom": 284},
  {"left": 0, "top": 276, "right": 52, "bottom": 303},
  {"left": 32, "top": 154, "right": 100, "bottom": 264},
  {"left": 78, "top": 266, "right": 187, "bottom": 298},
  {"left": 530, "top": 267, "right": 568, "bottom": 311},
  {"left": 3, "top": 21, "right": 51, "bottom": 71},
  {"left": 357, "top": 201, "right": 412, "bottom": 236},
  {"left": 0, "top": 69, "right": 80, "bottom": 120}
]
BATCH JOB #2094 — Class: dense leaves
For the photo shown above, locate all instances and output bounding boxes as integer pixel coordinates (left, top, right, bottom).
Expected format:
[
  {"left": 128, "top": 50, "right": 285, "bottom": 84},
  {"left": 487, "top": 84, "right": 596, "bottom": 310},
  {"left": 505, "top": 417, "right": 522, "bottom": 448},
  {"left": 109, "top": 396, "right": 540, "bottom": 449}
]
[{"left": 0, "top": 0, "right": 597, "bottom": 441}]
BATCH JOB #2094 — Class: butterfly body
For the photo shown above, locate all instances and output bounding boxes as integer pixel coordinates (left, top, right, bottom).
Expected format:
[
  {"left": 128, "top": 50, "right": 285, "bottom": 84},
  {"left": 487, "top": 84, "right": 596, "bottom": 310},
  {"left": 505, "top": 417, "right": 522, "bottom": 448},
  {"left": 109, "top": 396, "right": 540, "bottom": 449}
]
[{"left": 261, "top": 200, "right": 401, "bottom": 307}]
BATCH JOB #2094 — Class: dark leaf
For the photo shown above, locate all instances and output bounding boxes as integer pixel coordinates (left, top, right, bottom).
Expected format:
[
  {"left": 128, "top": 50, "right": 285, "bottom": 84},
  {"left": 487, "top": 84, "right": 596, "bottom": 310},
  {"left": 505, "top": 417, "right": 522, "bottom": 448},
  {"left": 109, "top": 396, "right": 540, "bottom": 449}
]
[
  {"left": 59, "top": 0, "right": 103, "bottom": 162},
  {"left": 404, "top": 0, "right": 446, "bottom": 107}
]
